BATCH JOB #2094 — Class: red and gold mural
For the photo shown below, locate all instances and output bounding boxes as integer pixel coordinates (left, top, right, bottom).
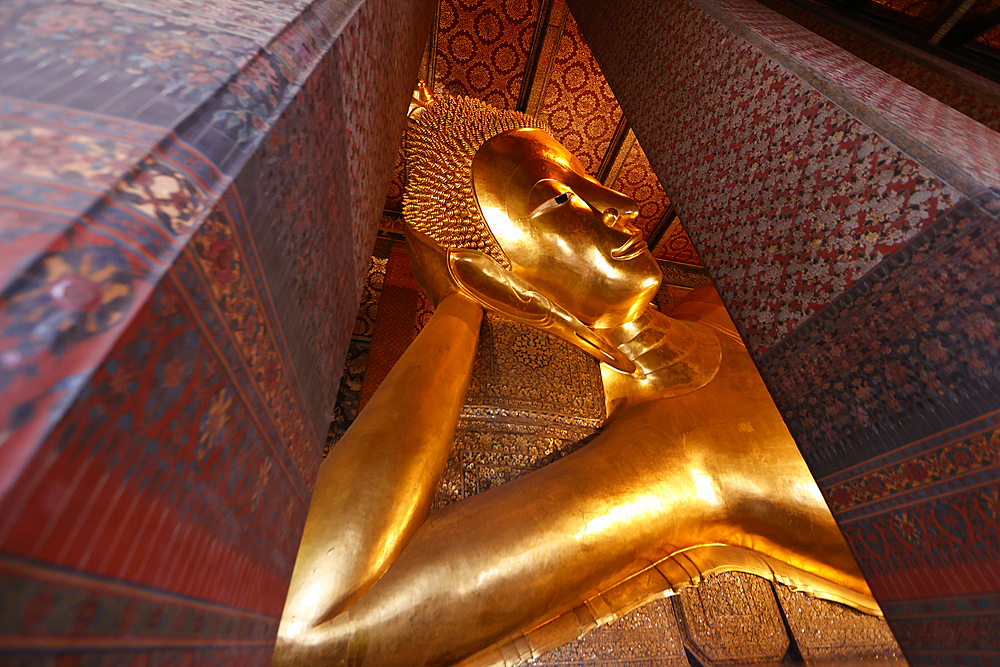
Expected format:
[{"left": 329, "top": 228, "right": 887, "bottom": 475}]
[
  {"left": 0, "top": 0, "right": 434, "bottom": 663},
  {"left": 569, "top": 0, "right": 1000, "bottom": 662}
]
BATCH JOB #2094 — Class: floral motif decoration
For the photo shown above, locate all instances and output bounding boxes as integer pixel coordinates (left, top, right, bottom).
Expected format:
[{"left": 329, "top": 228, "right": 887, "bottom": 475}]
[
  {"left": 434, "top": 0, "right": 540, "bottom": 110},
  {"left": 890, "top": 612, "right": 1000, "bottom": 656},
  {"left": 113, "top": 156, "right": 211, "bottom": 236},
  {"left": 653, "top": 219, "right": 702, "bottom": 267},
  {"left": 762, "top": 192, "right": 1000, "bottom": 475},
  {"left": 0, "top": 0, "right": 258, "bottom": 124},
  {"left": 0, "top": 120, "right": 150, "bottom": 189},
  {"left": 754, "top": 0, "right": 1000, "bottom": 133},
  {"left": 15, "top": 276, "right": 308, "bottom": 614},
  {"left": 825, "top": 427, "right": 1000, "bottom": 514},
  {"left": 538, "top": 13, "right": 622, "bottom": 176},
  {"left": 1, "top": 557, "right": 277, "bottom": 664},
  {"left": 190, "top": 206, "right": 315, "bottom": 481},
  {"left": 0, "top": 245, "right": 134, "bottom": 427},
  {"left": 612, "top": 140, "right": 673, "bottom": 243},
  {"left": 842, "top": 485, "right": 1000, "bottom": 579}
]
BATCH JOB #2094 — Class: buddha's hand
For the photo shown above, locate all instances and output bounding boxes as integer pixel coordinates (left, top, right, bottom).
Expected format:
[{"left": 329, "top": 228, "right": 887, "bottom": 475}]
[
  {"left": 405, "top": 225, "right": 636, "bottom": 374},
  {"left": 404, "top": 224, "right": 463, "bottom": 306}
]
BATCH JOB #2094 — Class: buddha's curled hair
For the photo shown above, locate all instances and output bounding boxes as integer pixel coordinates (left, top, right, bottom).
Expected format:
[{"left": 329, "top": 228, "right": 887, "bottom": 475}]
[{"left": 404, "top": 95, "right": 548, "bottom": 269}]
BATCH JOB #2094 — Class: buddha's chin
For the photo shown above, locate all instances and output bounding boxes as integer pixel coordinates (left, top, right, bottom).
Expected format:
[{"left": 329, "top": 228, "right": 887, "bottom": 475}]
[
  {"left": 589, "top": 262, "right": 662, "bottom": 328},
  {"left": 590, "top": 300, "right": 652, "bottom": 329},
  {"left": 587, "top": 284, "right": 660, "bottom": 329}
]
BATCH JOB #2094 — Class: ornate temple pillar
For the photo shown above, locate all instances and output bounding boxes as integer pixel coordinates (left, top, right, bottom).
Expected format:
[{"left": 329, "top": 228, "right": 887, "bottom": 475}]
[
  {"left": 567, "top": 0, "right": 1000, "bottom": 662},
  {"left": 0, "top": 0, "right": 433, "bottom": 663}
]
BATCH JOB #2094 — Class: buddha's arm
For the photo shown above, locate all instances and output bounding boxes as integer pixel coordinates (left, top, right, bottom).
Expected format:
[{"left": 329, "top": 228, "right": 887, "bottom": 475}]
[
  {"left": 286, "top": 334, "right": 873, "bottom": 667},
  {"left": 272, "top": 293, "right": 482, "bottom": 663}
]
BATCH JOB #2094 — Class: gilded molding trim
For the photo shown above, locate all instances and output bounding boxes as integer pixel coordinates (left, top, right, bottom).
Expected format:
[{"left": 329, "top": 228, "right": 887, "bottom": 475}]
[{"left": 458, "top": 544, "right": 882, "bottom": 667}]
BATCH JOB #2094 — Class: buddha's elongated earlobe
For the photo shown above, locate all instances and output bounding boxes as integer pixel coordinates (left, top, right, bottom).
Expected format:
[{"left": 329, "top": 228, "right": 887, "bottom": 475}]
[{"left": 405, "top": 226, "right": 637, "bottom": 374}]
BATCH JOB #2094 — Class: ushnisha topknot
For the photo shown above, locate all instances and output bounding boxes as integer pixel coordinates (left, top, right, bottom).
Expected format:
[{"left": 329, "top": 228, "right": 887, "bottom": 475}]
[{"left": 404, "top": 95, "right": 549, "bottom": 269}]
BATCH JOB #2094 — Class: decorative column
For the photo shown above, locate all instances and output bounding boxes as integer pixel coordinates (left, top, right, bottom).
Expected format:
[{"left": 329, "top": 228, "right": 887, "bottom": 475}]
[
  {"left": 0, "top": 0, "right": 433, "bottom": 664},
  {"left": 567, "top": 0, "right": 1000, "bottom": 662}
]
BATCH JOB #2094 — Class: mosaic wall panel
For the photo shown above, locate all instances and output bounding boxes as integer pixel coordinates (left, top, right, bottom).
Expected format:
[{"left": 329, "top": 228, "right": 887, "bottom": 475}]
[
  {"left": 0, "top": 253, "right": 304, "bottom": 664},
  {"left": 763, "top": 191, "right": 1000, "bottom": 476},
  {"left": 0, "top": 553, "right": 276, "bottom": 667},
  {"left": 434, "top": 313, "right": 605, "bottom": 509},
  {"left": 0, "top": 0, "right": 433, "bottom": 662},
  {"left": 775, "top": 584, "right": 903, "bottom": 662},
  {"left": 434, "top": 0, "right": 542, "bottom": 110},
  {"left": 528, "top": 598, "right": 688, "bottom": 667},
  {"left": 717, "top": 0, "right": 1000, "bottom": 188},
  {"left": 672, "top": 572, "right": 789, "bottom": 666},
  {"left": 568, "top": 0, "right": 1000, "bottom": 661},
  {"left": 653, "top": 261, "right": 713, "bottom": 314},
  {"left": 881, "top": 592, "right": 1000, "bottom": 665},
  {"left": 463, "top": 314, "right": 605, "bottom": 426},
  {"left": 755, "top": 0, "right": 1000, "bottom": 134},
  {"left": 0, "top": 0, "right": 264, "bottom": 129}
]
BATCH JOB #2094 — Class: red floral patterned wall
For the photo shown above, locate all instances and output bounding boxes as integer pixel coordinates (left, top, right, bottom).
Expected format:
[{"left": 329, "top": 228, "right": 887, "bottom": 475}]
[
  {"left": 756, "top": 0, "right": 1000, "bottom": 134},
  {"left": 569, "top": 0, "right": 1000, "bottom": 663},
  {"left": 0, "top": 0, "right": 434, "bottom": 663}
]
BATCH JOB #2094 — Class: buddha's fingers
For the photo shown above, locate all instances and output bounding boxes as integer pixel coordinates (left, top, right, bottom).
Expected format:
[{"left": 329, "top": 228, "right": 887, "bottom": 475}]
[{"left": 273, "top": 292, "right": 483, "bottom": 659}]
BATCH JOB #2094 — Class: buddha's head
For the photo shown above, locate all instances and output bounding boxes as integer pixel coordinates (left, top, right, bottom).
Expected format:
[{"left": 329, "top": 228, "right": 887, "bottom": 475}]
[{"left": 404, "top": 96, "right": 661, "bottom": 329}]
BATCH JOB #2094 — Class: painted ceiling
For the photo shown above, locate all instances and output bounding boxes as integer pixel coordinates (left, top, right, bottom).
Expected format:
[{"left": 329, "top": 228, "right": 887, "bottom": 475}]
[{"left": 379, "top": 0, "right": 704, "bottom": 268}]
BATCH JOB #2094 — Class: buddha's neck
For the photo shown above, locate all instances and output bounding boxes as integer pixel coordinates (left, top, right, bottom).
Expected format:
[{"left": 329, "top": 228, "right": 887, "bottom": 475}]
[{"left": 596, "top": 308, "right": 723, "bottom": 411}]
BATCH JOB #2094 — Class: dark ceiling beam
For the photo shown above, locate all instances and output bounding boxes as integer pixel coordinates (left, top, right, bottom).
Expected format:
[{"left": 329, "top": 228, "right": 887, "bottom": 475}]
[
  {"left": 646, "top": 204, "right": 677, "bottom": 251},
  {"left": 516, "top": 0, "right": 554, "bottom": 112},
  {"left": 417, "top": 1, "right": 440, "bottom": 86},
  {"left": 761, "top": 0, "right": 1000, "bottom": 82},
  {"left": 942, "top": 6, "right": 1000, "bottom": 46},
  {"left": 928, "top": 0, "right": 977, "bottom": 45},
  {"left": 595, "top": 116, "right": 633, "bottom": 185},
  {"left": 517, "top": 0, "right": 570, "bottom": 115}
]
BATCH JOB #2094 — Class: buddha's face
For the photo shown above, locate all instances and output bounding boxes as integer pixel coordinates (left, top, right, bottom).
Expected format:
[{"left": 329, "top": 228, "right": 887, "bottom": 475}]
[{"left": 472, "top": 128, "right": 661, "bottom": 328}]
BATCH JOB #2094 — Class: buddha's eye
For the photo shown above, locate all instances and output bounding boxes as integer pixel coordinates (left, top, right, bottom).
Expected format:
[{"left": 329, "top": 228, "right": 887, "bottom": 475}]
[{"left": 527, "top": 188, "right": 576, "bottom": 219}]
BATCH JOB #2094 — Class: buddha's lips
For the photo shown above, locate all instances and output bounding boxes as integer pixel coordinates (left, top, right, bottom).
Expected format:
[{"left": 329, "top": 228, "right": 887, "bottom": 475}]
[{"left": 611, "top": 233, "right": 648, "bottom": 260}]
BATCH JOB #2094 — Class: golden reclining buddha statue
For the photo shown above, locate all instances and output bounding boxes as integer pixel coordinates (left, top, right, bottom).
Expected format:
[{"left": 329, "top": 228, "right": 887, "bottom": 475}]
[{"left": 271, "top": 88, "right": 879, "bottom": 667}]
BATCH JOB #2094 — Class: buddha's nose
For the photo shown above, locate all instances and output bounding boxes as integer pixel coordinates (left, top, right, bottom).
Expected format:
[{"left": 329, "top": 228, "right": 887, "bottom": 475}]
[
  {"left": 602, "top": 208, "right": 640, "bottom": 235},
  {"left": 601, "top": 208, "right": 619, "bottom": 226}
]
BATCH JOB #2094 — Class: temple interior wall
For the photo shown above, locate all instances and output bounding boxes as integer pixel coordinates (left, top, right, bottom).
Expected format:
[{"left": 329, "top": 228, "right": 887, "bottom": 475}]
[
  {"left": 0, "top": 0, "right": 433, "bottom": 663},
  {"left": 0, "top": 0, "right": 999, "bottom": 663},
  {"left": 568, "top": 0, "right": 1000, "bottom": 662}
]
